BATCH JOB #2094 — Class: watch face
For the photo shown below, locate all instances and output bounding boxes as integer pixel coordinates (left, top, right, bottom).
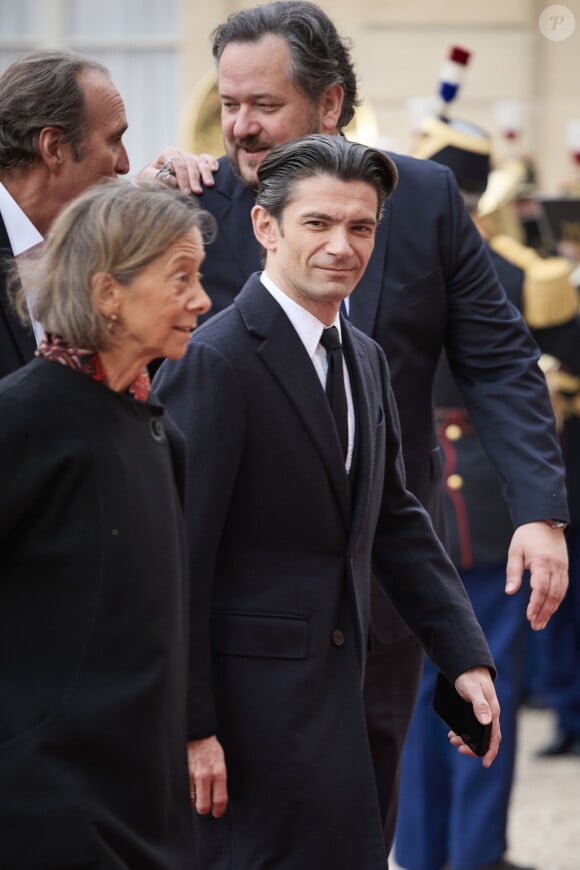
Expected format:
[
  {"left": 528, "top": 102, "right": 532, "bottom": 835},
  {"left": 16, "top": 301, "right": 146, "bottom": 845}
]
[{"left": 546, "top": 519, "right": 567, "bottom": 528}]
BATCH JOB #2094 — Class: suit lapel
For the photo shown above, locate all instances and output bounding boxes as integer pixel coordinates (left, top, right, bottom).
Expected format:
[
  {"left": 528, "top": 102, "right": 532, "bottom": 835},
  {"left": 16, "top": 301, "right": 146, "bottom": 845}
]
[
  {"left": 209, "top": 162, "right": 261, "bottom": 282},
  {"left": 0, "top": 217, "right": 37, "bottom": 366},
  {"left": 341, "top": 321, "right": 376, "bottom": 543},
  {"left": 338, "top": 321, "right": 380, "bottom": 652},
  {"left": 236, "top": 276, "right": 351, "bottom": 526}
]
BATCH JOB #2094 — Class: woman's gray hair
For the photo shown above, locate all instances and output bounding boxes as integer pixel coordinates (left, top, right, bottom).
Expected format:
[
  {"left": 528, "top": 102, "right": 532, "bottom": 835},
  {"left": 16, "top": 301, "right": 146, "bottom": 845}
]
[
  {"left": 0, "top": 50, "right": 109, "bottom": 169},
  {"left": 256, "top": 134, "right": 398, "bottom": 221},
  {"left": 15, "top": 180, "right": 216, "bottom": 350},
  {"left": 211, "top": 0, "right": 359, "bottom": 130}
]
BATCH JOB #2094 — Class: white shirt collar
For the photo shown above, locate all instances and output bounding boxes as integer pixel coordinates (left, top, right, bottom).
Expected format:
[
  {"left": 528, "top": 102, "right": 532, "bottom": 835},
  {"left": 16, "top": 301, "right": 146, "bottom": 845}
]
[
  {"left": 260, "top": 270, "right": 342, "bottom": 360},
  {"left": 0, "top": 181, "right": 43, "bottom": 255}
]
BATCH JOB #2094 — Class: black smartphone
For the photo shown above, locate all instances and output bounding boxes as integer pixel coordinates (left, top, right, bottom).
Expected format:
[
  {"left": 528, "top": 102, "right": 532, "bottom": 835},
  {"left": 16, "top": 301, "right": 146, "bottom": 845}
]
[{"left": 432, "top": 672, "right": 492, "bottom": 757}]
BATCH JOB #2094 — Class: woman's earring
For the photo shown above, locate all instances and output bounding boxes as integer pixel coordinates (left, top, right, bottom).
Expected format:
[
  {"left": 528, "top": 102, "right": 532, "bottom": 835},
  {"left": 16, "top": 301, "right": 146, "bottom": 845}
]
[{"left": 107, "top": 311, "right": 118, "bottom": 331}]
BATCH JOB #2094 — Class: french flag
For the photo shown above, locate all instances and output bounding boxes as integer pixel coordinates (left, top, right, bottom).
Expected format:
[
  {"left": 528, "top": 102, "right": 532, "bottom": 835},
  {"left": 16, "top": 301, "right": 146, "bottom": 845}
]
[{"left": 439, "top": 46, "right": 471, "bottom": 110}]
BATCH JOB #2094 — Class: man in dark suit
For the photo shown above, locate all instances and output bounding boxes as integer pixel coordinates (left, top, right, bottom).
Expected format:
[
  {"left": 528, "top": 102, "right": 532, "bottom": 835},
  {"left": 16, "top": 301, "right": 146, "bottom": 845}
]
[
  {"left": 0, "top": 219, "right": 36, "bottom": 373},
  {"left": 0, "top": 51, "right": 131, "bottom": 378},
  {"left": 153, "top": 133, "right": 500, "bottom": 870},
  {"left": 162, "top": 0, "right": 569, "bottom": 853},
  {"left": 395, "top": 111, "right": 580, "bottom": 870}
]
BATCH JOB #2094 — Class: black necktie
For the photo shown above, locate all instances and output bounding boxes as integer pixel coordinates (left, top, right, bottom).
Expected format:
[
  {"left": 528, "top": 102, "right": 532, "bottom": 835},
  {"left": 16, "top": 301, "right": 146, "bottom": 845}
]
[{"left": 320, "top": 326, "right": 348, "bottom": 458}]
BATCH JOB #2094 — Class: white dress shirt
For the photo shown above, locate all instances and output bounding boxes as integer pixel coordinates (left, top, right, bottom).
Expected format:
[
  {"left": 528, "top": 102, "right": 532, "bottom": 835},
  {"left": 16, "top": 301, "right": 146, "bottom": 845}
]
[{"left": 0, "top": 182, "right": 44, "bottom": 345}]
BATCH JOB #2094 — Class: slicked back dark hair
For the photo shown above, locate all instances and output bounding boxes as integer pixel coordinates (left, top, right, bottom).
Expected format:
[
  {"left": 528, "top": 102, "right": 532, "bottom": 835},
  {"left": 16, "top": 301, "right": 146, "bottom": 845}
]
[
  {"left": 256, "top": 134, "right": 398, "bottom": 221},
  {"left": 211, "top": 1, "right": 359, "bottom": 130},
  {"left": 0, "top": 50, "right": 108, "bottom": 169}
]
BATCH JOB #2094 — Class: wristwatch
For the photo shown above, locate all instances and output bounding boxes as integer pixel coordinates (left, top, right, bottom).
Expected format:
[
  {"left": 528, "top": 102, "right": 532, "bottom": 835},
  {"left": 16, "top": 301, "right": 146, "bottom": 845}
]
[{"left": 543, "top": 518, "right": 568, "bottom": 529}]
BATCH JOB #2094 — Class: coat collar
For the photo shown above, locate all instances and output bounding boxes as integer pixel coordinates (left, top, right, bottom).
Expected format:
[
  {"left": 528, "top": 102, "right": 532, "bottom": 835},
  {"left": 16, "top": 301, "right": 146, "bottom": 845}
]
[
  {"left": 201, "top": 159, "right": 261, "bottom": 282},
  {"left": 0, "top": 214, "right": 12, "bottom": 257},
  {"left": 0, "top": 214, "right": 37, "bottom": 364}
]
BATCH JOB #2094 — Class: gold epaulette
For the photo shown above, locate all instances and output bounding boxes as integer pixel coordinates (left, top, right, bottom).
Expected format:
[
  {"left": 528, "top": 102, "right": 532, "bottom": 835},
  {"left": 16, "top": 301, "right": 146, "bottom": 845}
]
[
  {"left": 490, "top": 234, "right": 579, "bottom": 328},
  {"left": 477, "top": 159, "right": 528, "bottom": 218},
  {"left": 539, "top": 354, "right": 580, "bottom": 430}
]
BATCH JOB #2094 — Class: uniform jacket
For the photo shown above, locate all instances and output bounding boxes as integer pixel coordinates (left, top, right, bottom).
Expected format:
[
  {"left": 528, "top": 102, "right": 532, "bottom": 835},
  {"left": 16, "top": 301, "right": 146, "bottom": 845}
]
[
  {"left": 0, "top": 215, "right": 36, "bottom": 378},
  {"left": 0, "top": 360, "right": 195, "bottom": 869},
  {"left": 153, "top": 276, "right": 494, "bottom": 869},
  {"left": 195, "top": 154, "right": 568, "bottom": 641}
]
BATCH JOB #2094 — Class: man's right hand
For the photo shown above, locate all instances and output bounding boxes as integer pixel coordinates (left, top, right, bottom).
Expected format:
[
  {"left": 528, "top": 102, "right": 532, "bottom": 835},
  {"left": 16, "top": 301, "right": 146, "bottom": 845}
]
[
  {"left": 173, "top": 151, "right": 220, "bottom": 194},
  {"left": 187, "top": 734, "right": 228, "bottom": 817},
  {"left": 137, "top": 149, "right": 220, "bottom": 195}
]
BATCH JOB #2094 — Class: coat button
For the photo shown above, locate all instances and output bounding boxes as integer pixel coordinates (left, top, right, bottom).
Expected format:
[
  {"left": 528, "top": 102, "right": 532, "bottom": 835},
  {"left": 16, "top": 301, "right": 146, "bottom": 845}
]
[
  {"left": 150, "top": 417, "right": 164, "bottom": 441},
  {"left": 444, "top": 423, "right": 462, "bottom": 441},
  {"left": 447, "top": 473, "right": 464, "bottom": 490},
  {"left": 332, "top": 629, "right": 345, "bottom": 647}
]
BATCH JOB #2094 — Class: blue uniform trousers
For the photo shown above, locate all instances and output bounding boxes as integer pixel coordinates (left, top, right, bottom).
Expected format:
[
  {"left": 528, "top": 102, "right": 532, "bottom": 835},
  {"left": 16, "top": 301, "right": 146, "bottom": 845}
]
[
  {"left": 394, "top": 564, "right": 528, "bottom": 870},
  {"left": 541, "top": 526, "right": 580, "bottom": 736}
]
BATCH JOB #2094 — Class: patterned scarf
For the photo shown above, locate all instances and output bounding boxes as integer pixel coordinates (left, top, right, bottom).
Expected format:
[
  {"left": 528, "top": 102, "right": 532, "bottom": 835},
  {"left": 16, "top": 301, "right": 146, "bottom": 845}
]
[{"left": 36, "top": 334, "right": 151, "bottom": 402}]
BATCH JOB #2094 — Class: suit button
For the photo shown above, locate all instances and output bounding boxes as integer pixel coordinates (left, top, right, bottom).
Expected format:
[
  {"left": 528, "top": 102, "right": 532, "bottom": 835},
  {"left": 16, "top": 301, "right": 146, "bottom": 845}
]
[
  {"left": 447, "top": 473, "right": 464, "bottom": 490},
  {"left": 445, "top": 423, "right": 462, "bottom": 441},
  {"left": 332, "top": 629, "right": 345, "bottom": 647},
  {"left": 150, "top": 417, "right": 164, "bottom": 441}
]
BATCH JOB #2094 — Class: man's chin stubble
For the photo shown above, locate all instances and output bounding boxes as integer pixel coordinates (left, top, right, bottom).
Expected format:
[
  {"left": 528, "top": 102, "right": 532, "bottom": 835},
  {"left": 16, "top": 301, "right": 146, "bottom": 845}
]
[{"left": 229, "top": 151, "right": 260, "bottom": 190}]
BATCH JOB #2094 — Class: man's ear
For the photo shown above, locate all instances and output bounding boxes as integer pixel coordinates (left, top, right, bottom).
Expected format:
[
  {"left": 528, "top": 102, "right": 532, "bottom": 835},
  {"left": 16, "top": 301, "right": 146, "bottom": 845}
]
[
  {"left": 319, "top": 84, "right": 344, "bottom": 134},
  {"left": 251, "top": 204, "right": 279, "bottom": 251},
  {"left": 37, "top": 126, "right": 71, "bottom": 173}
]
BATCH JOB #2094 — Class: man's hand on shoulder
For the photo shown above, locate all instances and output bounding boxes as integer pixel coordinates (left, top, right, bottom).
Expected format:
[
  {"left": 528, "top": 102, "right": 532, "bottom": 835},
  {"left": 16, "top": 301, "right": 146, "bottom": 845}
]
[
  {"left": 505, "top": 521, "right": 569, "bottom": 629},
  {"left": 136, "top": 147, "right": 220, "bottom": 194}
]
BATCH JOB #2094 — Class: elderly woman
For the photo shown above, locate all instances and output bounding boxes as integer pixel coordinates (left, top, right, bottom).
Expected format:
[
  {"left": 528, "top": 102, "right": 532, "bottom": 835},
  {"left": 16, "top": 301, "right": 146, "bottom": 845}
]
[{"left": 0, "top": 180, "right": 213, "bottom": 869}]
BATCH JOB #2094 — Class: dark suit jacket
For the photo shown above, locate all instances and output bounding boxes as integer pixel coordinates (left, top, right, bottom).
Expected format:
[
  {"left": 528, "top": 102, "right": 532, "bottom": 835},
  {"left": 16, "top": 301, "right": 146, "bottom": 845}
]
[
  {"left": 195, "top": 155, "right": 568, "bottom": 641},
  {"left": 153, "top": 276, "right": 494, "bottom": 869},
  {"left": 0, "top": 216, "right": 36, "bottom": 378},
  {"left": 434, "top": 251, "right": 526, "bottom": 568}
]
